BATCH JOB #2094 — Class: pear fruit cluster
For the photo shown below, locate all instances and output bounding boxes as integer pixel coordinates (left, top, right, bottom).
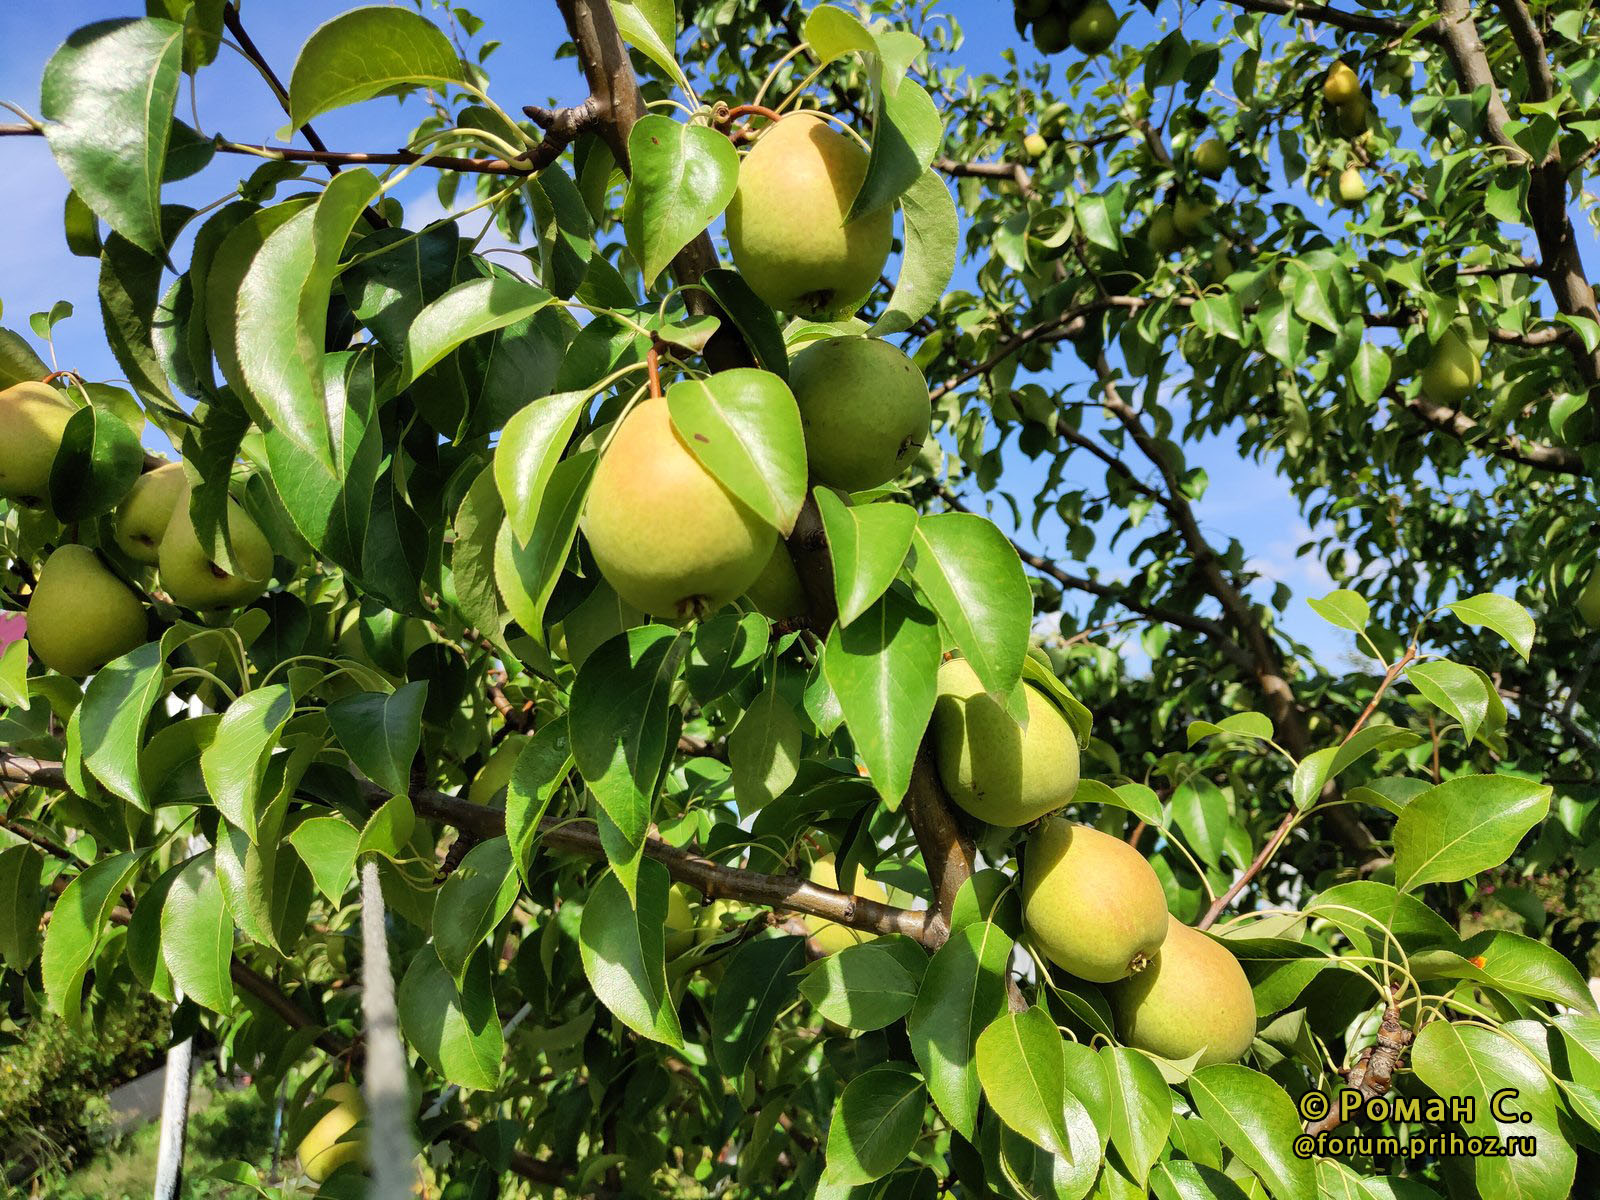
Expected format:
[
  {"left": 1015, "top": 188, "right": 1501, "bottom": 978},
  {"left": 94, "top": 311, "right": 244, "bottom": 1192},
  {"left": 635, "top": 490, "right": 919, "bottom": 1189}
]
[
  {"left": 789, "top": 336, "right": 931, "bottom": 492},
  {"left": 1015, "top": 0, "right": 1119, "bottom": 56},
  {"left": 1323, "top": 61, "right": 1369, "bottom": 139}
]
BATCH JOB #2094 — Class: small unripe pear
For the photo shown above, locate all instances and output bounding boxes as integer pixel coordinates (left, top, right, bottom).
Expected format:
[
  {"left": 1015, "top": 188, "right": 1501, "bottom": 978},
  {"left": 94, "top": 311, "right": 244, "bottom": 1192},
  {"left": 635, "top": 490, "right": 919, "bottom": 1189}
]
[
  {"left": 1069, "top": 0, "right": 1118, "bottom": 54},
  {"left": 725, "top": 114, "right": 891, "bottom": 319},
  {"left": 666, "top": 883, "right": 698, "bottom": 958},
  {"left": 1581, "top": 568, "right": 1600, "bottom": 628},
  {"left": 744, "top": 540, "right": 808, "bottom": 622},
  {"left": 789, "top": 336, "right": 931, "bottom": 492},
  {"left": 1335, "top": 93, "right": 1369, "bottom": 138},
  {"left": 27, "top": 545, "right": 147, "bottom": 676},
  {"left": 1110, "top": 916, "right": 1256, "bottom": 1067},
  {"left": 1172, "top": 193, "right": 1211, "bottom": 237},
  {"left": 113, "top": 463, "right": 189, "bottom": 564},
  {"left": 931, "top": 658, "right": 1080, "bottom": 827},
  {"left": 1323, "top": 62, "right": 1361, "bottom": 106},
  {"left": 1335, "top": 165, "right": 1368, "bottom": 206},
  {"left": 1191, "top": 139, "right": 1229, "bottom": 179},
  {"left": 0, "top": 381, "right": 74, "bottom": 507},
  {"left": 1023, "top": 819, "right": 1169, "bottom": 982},
  {"left": 297, "top": 1082, "right": 367, "bottom": 1183},
  {"left": 1033, "top": 12, "right": 1071, "bottom": 53},
  {"left": 1022, "top": 132, "right": 1049, "bottom": 160},
  {"left": 468, "top": 736, "right": 527, "bottom": 806},
  {"left": 1146, "top": 207, "right": 1182, "bottom": 256},
  {"left": 582, "top": 397, "right": 775, "bottom": 620},
  {"left": 158, "top": 498, "right": 274, "bottom": 610},
  {"left": 1420, "top": 329, "right": 1481, "bottom": 405},
  {"left": 802, "top": 855, "right": 886, "bottom": 955}
]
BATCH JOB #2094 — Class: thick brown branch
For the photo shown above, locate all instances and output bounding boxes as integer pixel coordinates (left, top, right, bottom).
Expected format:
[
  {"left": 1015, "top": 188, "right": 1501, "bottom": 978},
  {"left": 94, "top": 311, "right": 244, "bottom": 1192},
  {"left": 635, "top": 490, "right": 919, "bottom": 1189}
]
[
  {"left": 1215, "top": 0, "right": 1432, "bottom": 40},
  {"left": 1400, "top": 392, "right": 1582, "bottom": 474},
  {"left": 1305, "top": 988, "right": 1414, "bottom": 1136}
]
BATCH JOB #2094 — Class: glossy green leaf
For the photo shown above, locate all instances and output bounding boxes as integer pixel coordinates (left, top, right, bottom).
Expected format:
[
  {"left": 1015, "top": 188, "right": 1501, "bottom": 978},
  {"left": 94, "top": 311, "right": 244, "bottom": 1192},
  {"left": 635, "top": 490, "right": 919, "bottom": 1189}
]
[
  {"left": 823, "top": 1065, "right": 927, "bottom": 1185},
  {"left": 494, "top": 390, "right": 587, "bottom": 543},
  {"left": 80, "top": 641, "right": 166, "bottom": 811},
  {"left": 976, "top": 1006, "right": 1071, "bottom": 1155},
  {"left": 907, "top": 919, "right": 1011, "bottom": 1139},
  {"left": 1307, "top": 589, "right": 1370, "bottom": 632},
  {"left": 435, "top": 838, "right": 520, "bottom": 988},
  {"left": 401, "top": 276, "right": 553, "bottom": 386},
  {"left": 870, "top": 168, "right": 958, "bottom": 337},
  {"left": 200, "top": 685, "right": 293, "bottom": 840},
  {"left": 909, "top": 512, "right": 1030, "bottom": 702},
  {"left": 0, "top": 845, "right": 44, "bottom": 968},
  {"left": 850, "top": 78, "right": 943, "bottom": 222},
  {"left": 495, "top": 450, "right": 596, "bottom": 642},
  {"left": 506, "top": 723, "right": 572, "bottom": 891},
  {"left": 160, "top": 851, "right": 234, "bottom": 1014},
  {"left": 815, "top": 491, "right": 917, "bottom": 628},
  {"left": 286, "top": 816, "right": 361, "bottom": 904},
  {"left": 1407, "top": 660, "right": 1491, "bottom": 744},
  {"left": 398, "top": 945, "right": 504, "bottom": 1090},
  {"left": 42, "top": 851, "right": 144, "bottom": 1026},
  {"left": 1188, "top": 1064, "right": 1315, "bottom": 1199},
  {"left": 1446, "top": 593, "right": 1535, "bottom": 661},
  {"left": 729, "top": 673, "right": 804, "bottom": 816},
  {"left": 1393, "top": 774, "right": 1551, "bottom": 891},
  {"left": 666, "top": 370, "right": 807, "bottom": 536},
  {"left": 46, "top": 404, "right": 144, "bottom": 522},
  {"left": 325, "top": 682, "right": 428, "bottom": 798},
  {"left": 622, "top": 116, "right": 739, "bottom": 287},
  {"left": 713, "top": 934, "right": 807, "bottom": 1075},
  {"left": 1103, "top": 1045, "right": 1171, "bottom": 1184},
  {"left": 799, "top": 935, "right": 926, "bottom": 1031},
  {"left": 288, "top": 6, "right": 468, "bottom": 127},
  {"left": 578, "top": 859, "right": 683, "bottom": 1048}
]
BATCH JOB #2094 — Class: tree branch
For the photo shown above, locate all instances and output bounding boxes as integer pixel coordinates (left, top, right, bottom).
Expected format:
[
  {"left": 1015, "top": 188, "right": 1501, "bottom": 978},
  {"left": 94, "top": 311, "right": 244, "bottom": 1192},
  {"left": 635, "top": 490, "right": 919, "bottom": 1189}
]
[
  {"left": 1399, "top": 391, "right": 1582, "bottom": 474},
  {"left": 1213, "top": 0, "right": 1434, "bottom": 40}
]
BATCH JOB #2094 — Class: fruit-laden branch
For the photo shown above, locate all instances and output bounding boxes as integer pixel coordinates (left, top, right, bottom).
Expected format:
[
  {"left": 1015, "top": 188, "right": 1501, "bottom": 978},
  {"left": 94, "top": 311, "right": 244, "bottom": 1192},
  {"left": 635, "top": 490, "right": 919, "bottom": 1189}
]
[
  {"left": 1399, "top": 391, "right": 1583, "bottom": 474},
  {"left": 1304, "top": 985, "right": 1414, "bottom": 1136},
  {"left": 0, "top": 755, "right": 945, "bottom": 948}
]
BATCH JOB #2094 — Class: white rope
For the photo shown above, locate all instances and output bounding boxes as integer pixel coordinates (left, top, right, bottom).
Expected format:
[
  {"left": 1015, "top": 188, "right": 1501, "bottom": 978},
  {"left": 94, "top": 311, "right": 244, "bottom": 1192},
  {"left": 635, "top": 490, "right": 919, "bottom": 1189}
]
[
  {"left": 150, "top": 1036, "right": 194, "bottom": 1200},
  {"left": 359, "top": 859, "right": 420, "bottom": 1198}
]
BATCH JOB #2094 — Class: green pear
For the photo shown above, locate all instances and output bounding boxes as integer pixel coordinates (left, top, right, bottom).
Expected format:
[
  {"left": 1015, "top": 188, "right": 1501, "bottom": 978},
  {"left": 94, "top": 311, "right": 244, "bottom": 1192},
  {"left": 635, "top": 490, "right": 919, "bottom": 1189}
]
[
  {"left": 468, "top": 736, "right": 527, "bottom": 805},
  {"left": 1323, "top": 62, "right": 1361, "bottom": 106},
  {"left": 1172, "top": 193, "right": 1211, "bottom": 237},
  {"left": 1023, "top": 819, "right": 1169, "bottom": 982},
  {"left": 1069, "top": 0, "right": 1118, "bottom": 53},
  {"left": 931, "top": 657, "right": 1080, "bottom": 827},
  {"left": 1336, "top": 93, "right": 1369, "bottom": 138},
  {"left": 27, "top": 545, "right": 147, "bottom": 677},
  {"left": 1420, "top": 329, "right": 1481, "bottom": 405},
  {"left": 1023, "top": 132, "right": 1049, "bottom": 160},
  {"left": 1039, "top": 101, "right": 1071, "bottom": 139},
  {"left": 666, "top": 883, "right": 698, "bottom": 958},
  {"left": 1578, "top": 568, "right": 1600, "bottom": 628},
  {"left": 789, "top": 336, "right": 931, "bottom": 492},
  {"left": 113, "top": 463, "right": 189, "bottom": 564},
  {"left": 744, "top": 540, "right": 808, "bottom": 622},
  {"left": 1335, "top": 165, "right": 1368, "bottom": 207},
  {"left": 582, "top": 397, "right": 775, "bottom": 620},
  {"left": 297, "top": 1082, "right": 367, "bottom": 1183},
  {"left": 802, "top": 855, "right": 886, "bottom": 955},
  {"left": 1017, "top": 0, "right": 1051, "bottom": 19},
  {"left": 1191, "top": 139, "right": 1229, "bottom": 179},
  {"left": 725, "top": 114, "right": 892, "bottom": 319},
  {"left": 1146, "top": 206, "right": 1183, "bottom": 256},
  {"left": 0, "top": 381, "right": 74, "bottom": 507},
  {"left": 158, "top": 498, "right": 274, "bottom": 610},
  {"left": 1109, "top": 916, "right": 1256, "bottom": 1067},
  {"left": 1033, "top": 12, "right": 1071, "bottom": 53}
]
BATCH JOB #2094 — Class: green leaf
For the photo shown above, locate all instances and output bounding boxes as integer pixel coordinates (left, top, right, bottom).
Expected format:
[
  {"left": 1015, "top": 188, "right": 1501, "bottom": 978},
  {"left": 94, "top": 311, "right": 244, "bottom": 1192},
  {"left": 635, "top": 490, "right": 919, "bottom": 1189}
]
[
  {"left": 200, "top": 685, "right": 293, "bottom": 839},
  {"left": 494, "top": 390, "right": 587, "bottom": 543},
  {"left": 506, "top": 723, "right": 572, "bottom": 891},
  {"left": 495, "top": 450, "right": 597, "bottom": 642},
  {"left": 799, "top": 935, "right": 926, "bottom": 1031},
  {"left": 1171, "top": 775, "right": 1228, "bottom": 866},
  {"left": 851, "top": 78, "right": 943, "bottom": 222},
  {"left": 1103, "top": 1045, "right": 1171, "bottom": 1184},
  {"left": 0, "top": 640, "right": 27, "bottom": 710},
  {"left": 234, "top": 170, "right": 382, "bottom": 467},
  {"left": 729, "top": 673, "right": 804, "bottom": 816},
  {"left": 160, "top": 850, "right": 236, "bottom": 1014},
  {"left": 1350, "top": 343, "right": 1391, "bottom": 405},
  {"left": 1307, "top": 589, "right": 1370, "bottom": 632},
  {"left": 401, "top": 276, "right": 554, "bottom": 386},
  {"left": 1073, "top": 778, "right": 1165, "bottom": 828},
  {"left": 398, "top": 945, "right": 504, "bottom": 1090},
  {"left": 907, "top": 919, "right": 1012, "bottom": 1139},
  {"left": 713, "top": 934, "right": 807, "bottom": 1075},
  {"left": 101, "top": 228, "right": 179, "bottom": 409},
  {"left": 804, "top": 4, "right": 877, "bottom": 62},
  {"left": 976, "top": 1006, "right": 1071, "bottom": 1156},
  {"left": 823, "top": 1064, "right": 927, "bottom": 1185},
  {"left": 1188, "top": 1064, "right": 1315, "bottom": 1199},
  {"left": 357, "top": 792, "right": 416, "bottom": 862},
  {"left": 909, "top": 512, "right": 1031, "bottom": 703},
  {"left": 815, "top": 491, "right": 917, "bottom": 628},
  {"left": 666, "top": 370, "right": 807, "bottom": 536},
  {"left": 288, "top": 6, "right": 468, "bottom": 127},
  {"left": 46, "top": 404, "right": 144, "bottom": 523},
  {"left": 699, "top": 268, "right": 790, "bottom": 376},
  {"left": 325, "top": 682, "right": 428, "bottom": 797},
  {"left": 870, "top": 169, "right": 958, "bottom": 337},
  {"left": 622, "top": 116, "right": 739, "bottom": 287},
  {"left": 435, "top": 838, "right": 520, "bottom": 987},
  {"left": 1407, "top": 660, "right": 1491, "bottom": 745},
  {"left": 0, "top": 845, "right": 44, "bottom": 968},
  {"left": 1414, "top": 929, "right": 1597, "bottom": 1013},
  {"left": 822, "top": 587, "right": 941, "bottom": 807},
  {"left": 0, "top": 328, "right": 51, "bottom": 388},
  {"left": 611, "top": 0, "right": 691, "bottom": 95},
  {"left": 42, "top": 851, "right": 144, "bottom": 1026},
  {"left": 1446, "top": 593, "right": 1535, "bottom": 661},
  {"left": 578, "top": 859, "right": 683, "bottom": 1048},
  {"left": 569, "top": 626, "right": 684, "bottom": 895},
  {"left": 81, "top": 641, "right": 167, "bottom": 811},
  {"left": 1411, "top": 1022, "right": 1574, "bottom": 1200},
  {"left": 1393, "top": 774, "right": 1551, "bottom": 891},
  {"left": 451, "top": 465, "right": 513, "bottom": 660},
  {"left": 41, "top": 18, "right": 183, "bottom": 256},
  {"left": 1187, "top": 711, "right": 1274, "bottom": 747},
  {"left": 286, "top": 816, "right": 361, "bottom": 903}
]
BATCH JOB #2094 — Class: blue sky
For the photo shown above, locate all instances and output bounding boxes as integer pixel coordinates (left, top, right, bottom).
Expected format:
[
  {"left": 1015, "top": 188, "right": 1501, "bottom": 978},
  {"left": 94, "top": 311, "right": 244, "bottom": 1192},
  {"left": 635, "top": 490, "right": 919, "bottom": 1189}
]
[{"left": 0, "top": 0, "right": 1483, "bottom": 672}]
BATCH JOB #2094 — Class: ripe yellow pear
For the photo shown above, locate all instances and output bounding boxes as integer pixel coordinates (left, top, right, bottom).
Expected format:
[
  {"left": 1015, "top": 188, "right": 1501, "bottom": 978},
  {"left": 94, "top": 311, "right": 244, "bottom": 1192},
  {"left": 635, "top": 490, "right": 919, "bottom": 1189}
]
[
  {"left": 1323, "top": 62, "right": 1361, "bottom": 106},
  {"left": 297, "top": 1082, "right": 367, "bottom": 1183},
  {"left": 1578, "top": 567, "right": 1600, "bottom": 628},
  {"left": 789, "top": 336, "right": 931, "bottom": 492},
  {"left": 1191, "top": 139, "right": 1228, "bottom": 179},
  {"left": 468, "top": 736, "right": 527, "bottom": 805},
  {"left": 0, "top": 381, "right": 74, "bottom": 507},
  {"left": 113, "top": 463, "right": 189, "bottom": 564},
  {"left": 1110, "top": 916, "right": 1256, "bottom": 1067},
  {"left": 158, "top": 498, "right": 274, "bottom": 610},
  {"left": 931, "top": 658, "right": 1080, "bottom": 827},
  {"left": 802, "top": 855, "right": 886, "bottom": 955},
  {"left": 725, "top": 114, "right": 891, "bottom": 319},
  {"left": 1069, "top": 0, "right": 1118, "bottom": 54},
  {"left": 1022, "top": 132, "right": 1049, "bottom": 160},
  {"left": 1023, "top": 819, "right": 1169, "bottom": 982},
  {"left": 27, "top": 545, "right": 147, "bottom": 677},
  {"left": 744, "top": 540, "right": 808, "bottom": 622},
  {"left": 582, "top": 397, "right": 775, "bottom": 620},
  {"left": 1420, "top": 329, "right": 1480, "bottom": 405},
  {"left": 1336, "top": 165, "right": 1368, "bottom": 207}
]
